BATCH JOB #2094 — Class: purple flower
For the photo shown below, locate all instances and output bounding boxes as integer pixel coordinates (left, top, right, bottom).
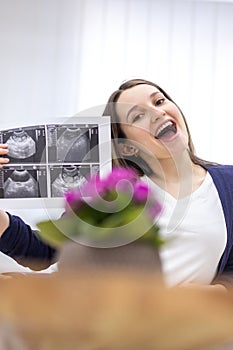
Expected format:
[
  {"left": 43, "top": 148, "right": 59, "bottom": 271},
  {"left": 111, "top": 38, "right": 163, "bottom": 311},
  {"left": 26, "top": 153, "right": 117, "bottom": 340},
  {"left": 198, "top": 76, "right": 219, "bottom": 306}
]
[
  {"left": 105, "top": 167, "right": 137, "bottom": 189},
  {"left": 133, "top": 182, "right": 149, "bottom": 203},
  {"left": 38, "top": 166, "right": 163, "bottom": 248},
  {"left": 65, "top": 190, "right": 82, "bottom": 205},
  {"left": 80, "top": 174, "right": 106, "bottom": 198},
  {"left": 64, "top": 166, "right": 162, "bottom": 221}
]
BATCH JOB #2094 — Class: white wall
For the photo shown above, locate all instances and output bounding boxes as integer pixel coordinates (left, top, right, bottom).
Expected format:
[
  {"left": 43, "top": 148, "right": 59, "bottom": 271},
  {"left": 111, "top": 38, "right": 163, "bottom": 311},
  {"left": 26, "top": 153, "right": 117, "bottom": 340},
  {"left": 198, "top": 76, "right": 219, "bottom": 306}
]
[{"left": 1, "top": 0, "right": 233, "bottom": 165}]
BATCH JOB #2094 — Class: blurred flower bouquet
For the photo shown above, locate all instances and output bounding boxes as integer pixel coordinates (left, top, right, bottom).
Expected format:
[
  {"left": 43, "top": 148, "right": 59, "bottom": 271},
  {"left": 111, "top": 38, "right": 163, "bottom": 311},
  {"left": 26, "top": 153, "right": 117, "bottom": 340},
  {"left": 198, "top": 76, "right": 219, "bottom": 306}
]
[{"left": 37, "top": 167, "right": 163, "bottom": 249}]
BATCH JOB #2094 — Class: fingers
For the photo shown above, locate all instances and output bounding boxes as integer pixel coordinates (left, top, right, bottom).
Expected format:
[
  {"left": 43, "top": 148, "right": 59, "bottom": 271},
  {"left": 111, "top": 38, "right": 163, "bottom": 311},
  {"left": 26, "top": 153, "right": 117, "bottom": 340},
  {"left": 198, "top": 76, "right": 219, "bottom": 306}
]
[
  {"left": 0, "top": 144, "right": 9, "bottom": 154},
  {"left": 0, "top": 144, "right": 8, "bottom": 150},
  {"left": 0, "top": 144, "right": 9, "bottom": 169},
  {"left": 0, "top": 158, "right": 9, "bottom": 169}
]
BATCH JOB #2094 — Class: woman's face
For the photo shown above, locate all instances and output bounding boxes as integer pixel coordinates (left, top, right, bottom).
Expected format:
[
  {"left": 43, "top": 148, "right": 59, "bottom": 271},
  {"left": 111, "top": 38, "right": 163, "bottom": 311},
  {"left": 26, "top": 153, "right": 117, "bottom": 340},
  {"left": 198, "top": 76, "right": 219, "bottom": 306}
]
[{"left": 115, "top": 84, "right": 189, "bottom": 161}]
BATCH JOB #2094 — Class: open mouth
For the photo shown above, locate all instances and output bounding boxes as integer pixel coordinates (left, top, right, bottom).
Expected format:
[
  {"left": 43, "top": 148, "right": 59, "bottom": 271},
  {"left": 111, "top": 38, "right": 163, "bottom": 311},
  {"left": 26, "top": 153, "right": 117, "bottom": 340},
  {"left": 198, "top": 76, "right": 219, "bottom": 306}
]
[{"left": 155, "top": 121, "right": 177, "bottom": 140}]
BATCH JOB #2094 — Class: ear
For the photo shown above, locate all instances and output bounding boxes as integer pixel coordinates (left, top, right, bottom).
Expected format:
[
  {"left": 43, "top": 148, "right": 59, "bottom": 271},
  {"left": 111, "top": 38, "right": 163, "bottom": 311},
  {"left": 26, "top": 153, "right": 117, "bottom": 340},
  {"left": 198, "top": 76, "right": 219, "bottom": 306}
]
[{"left": 118, "top": 142, "right": 139, "bottom": 157}]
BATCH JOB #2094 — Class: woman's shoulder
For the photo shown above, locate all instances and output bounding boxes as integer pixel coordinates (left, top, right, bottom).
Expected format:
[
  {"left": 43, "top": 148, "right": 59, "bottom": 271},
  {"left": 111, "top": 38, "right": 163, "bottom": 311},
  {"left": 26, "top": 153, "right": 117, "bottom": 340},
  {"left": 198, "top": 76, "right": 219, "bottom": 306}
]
[
  {"left": 204, "top": 164, "right": 233, "bottom": 175},
  {"left": 204, "top": 164, "right": 233, "bottom": 191}
]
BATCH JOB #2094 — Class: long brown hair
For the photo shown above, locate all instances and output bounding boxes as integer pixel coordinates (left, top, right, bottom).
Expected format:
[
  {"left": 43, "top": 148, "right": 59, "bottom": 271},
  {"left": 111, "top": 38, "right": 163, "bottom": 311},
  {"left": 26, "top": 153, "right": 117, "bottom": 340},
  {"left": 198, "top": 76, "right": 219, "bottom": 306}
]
[{"left": 103, "top": 78, "right": 215, "bottom": 176}]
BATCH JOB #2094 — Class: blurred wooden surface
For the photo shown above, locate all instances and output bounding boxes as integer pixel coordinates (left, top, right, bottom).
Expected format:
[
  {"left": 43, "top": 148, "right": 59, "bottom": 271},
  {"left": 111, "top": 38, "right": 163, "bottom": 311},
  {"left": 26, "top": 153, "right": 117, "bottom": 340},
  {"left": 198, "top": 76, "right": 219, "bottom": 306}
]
[{"left": 0, "top": 270, "right": 233, "bottom": 349}]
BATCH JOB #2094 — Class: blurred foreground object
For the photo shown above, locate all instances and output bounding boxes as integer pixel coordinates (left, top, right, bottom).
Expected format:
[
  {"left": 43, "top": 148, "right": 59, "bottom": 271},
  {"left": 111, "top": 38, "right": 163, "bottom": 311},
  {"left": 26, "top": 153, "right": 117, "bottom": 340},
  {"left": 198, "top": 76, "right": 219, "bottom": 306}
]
[{"left": 0, "top": 271, "right": 233, "bottom": 349}]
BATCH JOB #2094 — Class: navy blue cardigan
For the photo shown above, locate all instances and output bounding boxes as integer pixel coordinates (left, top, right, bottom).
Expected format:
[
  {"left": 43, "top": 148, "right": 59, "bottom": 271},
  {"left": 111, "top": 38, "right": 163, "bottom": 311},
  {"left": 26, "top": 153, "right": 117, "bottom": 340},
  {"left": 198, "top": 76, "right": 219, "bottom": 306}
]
[
  {"left": 204, "top": 165, "right": 233, "bottom": 287},
  {"left": 0, "top": 164, "right": 233, "bottom": 285}
]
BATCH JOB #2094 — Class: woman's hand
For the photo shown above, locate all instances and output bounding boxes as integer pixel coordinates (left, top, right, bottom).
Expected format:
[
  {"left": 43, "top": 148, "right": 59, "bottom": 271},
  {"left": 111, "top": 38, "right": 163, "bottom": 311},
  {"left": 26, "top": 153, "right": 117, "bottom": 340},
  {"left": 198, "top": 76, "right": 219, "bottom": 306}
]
[
  {"left": 0, "top": 210, "right": 10, "bottom": 237},
  {"left": 180, "top": 283, "right": 228, "bottom": 293},
  {"left": 0, "top": 144, "right": 9, "bottom": 169}
]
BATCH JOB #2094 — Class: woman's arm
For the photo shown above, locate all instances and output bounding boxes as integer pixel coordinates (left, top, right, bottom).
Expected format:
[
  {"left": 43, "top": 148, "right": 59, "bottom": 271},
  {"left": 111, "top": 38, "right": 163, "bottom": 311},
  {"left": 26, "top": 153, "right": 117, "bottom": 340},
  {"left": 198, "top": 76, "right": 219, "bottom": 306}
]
[
  {"left": 0, "top": 144, "right": 57, "bottom": 269},
  {"left": 0, "top": 211, "right": 57, "bottom": 270},
  {"left": 212, "top": 245, "right": 233, "bottom": 290}
]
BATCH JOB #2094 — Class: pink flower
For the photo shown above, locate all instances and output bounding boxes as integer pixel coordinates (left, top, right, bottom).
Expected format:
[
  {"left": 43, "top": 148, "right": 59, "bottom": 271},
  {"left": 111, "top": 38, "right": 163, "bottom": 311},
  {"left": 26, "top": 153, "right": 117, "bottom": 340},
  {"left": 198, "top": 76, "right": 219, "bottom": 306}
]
[
  {"left": 65, "top": 190, "right": 81, "bottom": 205},
  {"left": 64, "top": 166, "right": 162, "bottom": 221},
  {"left": 133, "top": 183, "right": 149, "bottom": 203},
  {"left": 38, "top": 166, "right": 164, "bottom": 248},
  {"left": 104, "top": 167, "right": 137, "bottom": 189},
  {"left": 80, "top": 174, "right": 106, "bottom": 198}
]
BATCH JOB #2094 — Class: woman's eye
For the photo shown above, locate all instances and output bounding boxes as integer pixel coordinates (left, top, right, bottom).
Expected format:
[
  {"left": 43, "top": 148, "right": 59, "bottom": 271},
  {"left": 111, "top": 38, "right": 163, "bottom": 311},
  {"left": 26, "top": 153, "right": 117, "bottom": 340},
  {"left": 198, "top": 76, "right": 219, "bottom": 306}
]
[
  {"left": 155, "top": 98, "right": 165, "bottom": 106},
  {"left": 132, "top": 114, "right": 144, "bottom": 123}
]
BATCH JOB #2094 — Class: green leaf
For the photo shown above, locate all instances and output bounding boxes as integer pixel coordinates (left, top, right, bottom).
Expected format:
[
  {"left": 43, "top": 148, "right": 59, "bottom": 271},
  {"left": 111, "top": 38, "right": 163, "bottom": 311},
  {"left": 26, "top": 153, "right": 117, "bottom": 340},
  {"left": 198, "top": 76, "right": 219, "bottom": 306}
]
[
  {"left": 37, "top": 207, "right": 164, "bottom": 249},
  {"left": 37, "top": 217, "right": 77, "bottom": 248}
]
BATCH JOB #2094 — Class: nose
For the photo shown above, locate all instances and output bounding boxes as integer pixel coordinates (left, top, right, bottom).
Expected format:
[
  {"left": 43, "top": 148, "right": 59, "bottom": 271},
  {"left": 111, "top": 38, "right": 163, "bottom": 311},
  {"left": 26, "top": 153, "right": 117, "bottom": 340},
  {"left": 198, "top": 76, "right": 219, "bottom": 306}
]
[{"left": 150, "top": 108, "right": 166, "bottom": 123}]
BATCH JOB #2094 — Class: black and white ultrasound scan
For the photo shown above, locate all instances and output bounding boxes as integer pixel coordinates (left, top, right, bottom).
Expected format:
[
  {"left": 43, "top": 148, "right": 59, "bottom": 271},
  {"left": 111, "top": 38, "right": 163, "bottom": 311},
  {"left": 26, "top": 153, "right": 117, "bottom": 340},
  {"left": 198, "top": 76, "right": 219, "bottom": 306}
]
[
  {"left": 47, "top": 124, "right": 99, "bottom": 163},
  {"left": 0, "top": 165, "right": 47, "bottom": 199},
  {"left": 0, "top": 117, "right": 111, "bottom": 206},
  {"left": 50, "top": 165, "right": 91, "bottom": 198},
  {"left": 2, "top": 126, "right": 46, "bottom": 163}
]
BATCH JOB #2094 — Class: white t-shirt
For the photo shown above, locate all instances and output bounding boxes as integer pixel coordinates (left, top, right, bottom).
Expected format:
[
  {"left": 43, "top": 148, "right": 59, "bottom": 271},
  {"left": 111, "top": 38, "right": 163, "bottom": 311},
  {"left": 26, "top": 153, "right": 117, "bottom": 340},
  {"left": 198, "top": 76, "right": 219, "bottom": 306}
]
[{"left": 142, "top": 172, "right": 227, "bottom": 287}]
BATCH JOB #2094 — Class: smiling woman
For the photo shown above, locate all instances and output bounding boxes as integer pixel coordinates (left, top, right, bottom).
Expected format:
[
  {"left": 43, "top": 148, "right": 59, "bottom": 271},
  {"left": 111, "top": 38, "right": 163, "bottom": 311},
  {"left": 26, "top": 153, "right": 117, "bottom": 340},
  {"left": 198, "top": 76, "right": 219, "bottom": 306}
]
[
  {"left": 0, "top": 79, "right": 233, "bottom": 292},
  {"left": 115, "top": 83, "right": 190, "bottom": 163},
  {"left": 103, "top": 78, "right": 233, "bottom": 290},
  {"left": 104, "top": 79, "right": 214, "bottom": 177}
]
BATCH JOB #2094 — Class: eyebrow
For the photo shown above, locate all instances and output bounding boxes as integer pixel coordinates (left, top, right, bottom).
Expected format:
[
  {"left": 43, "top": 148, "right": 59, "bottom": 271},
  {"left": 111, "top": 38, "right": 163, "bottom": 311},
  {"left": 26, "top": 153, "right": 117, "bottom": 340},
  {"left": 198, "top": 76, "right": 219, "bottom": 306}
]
[{"left": 126, "top": 91, "right": 160, "bottom": 121}]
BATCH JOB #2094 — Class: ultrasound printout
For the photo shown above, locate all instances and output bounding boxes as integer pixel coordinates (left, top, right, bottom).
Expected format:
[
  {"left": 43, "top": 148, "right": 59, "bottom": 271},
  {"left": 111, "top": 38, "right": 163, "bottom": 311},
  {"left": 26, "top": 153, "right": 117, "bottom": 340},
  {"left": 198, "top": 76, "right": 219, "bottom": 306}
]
[{"left": 0, "top": 117, "right": 111, "bottom": 207}]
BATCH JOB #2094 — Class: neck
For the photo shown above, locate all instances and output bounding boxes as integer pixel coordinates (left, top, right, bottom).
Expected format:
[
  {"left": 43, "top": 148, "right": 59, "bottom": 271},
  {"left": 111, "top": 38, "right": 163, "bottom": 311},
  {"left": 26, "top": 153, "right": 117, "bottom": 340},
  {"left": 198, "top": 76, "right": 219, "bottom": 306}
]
[
  {"left": 146, "top": 150, "right": 206, "bottom": 199},
  {"left": 150, "top": 150, "right": 192, "bottom": 180}
]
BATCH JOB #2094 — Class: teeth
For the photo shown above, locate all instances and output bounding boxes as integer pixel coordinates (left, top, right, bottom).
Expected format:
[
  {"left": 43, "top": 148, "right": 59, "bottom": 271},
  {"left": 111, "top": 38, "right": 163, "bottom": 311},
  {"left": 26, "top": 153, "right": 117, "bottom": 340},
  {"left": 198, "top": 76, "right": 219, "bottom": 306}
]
[{"left": 155, "top": 121, "right": 173, "bottom": 137}]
